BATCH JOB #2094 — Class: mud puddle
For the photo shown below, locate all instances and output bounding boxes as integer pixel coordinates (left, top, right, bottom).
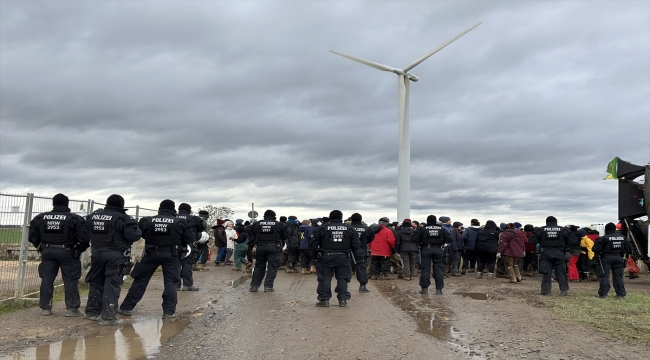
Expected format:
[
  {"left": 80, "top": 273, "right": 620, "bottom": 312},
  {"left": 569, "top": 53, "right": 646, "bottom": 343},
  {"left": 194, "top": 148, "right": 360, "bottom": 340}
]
[
  {"left": 0, "top": 314, "right": 198, "bottom": 360},
  {"left": 375, "top": 283, "right": 485, "bottom": 359},
  {"left": 454, "top": 292, "right": 488, "bottom": 300},
  {"left": 231, "top": 275, "right": 252, "bottom": 288}
]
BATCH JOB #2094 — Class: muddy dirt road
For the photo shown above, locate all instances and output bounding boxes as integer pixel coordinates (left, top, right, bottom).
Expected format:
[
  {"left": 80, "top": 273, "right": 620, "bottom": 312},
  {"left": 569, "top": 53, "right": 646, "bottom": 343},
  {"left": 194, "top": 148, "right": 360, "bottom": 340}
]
[{"left": 1, "top": 266, "right": 648, "bottom": 359}]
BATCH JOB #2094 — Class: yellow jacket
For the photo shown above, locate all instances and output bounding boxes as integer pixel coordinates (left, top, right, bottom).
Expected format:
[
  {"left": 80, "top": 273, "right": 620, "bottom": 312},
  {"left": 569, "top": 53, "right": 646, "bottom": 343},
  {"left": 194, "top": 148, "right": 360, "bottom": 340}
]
[{"left": 580, "top": 236, "right": 594, "bottom": 260}]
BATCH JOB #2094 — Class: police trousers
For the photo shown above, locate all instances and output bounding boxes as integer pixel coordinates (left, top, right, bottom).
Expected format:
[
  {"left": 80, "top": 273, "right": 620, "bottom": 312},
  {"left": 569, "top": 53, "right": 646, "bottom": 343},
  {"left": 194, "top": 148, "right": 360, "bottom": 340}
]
[
  {"left": 597, "top": 255, "right": 626, "bottom": 297},
  {"left": 353, "top": 254, "right": 368, "bottom": 285},
  {"left": 38, "top": 245, "right": 81, "bottom": 310},
  {"left": 85, "top": 247, "right": 129, "bottom": 320},
  {"left": 121, "top": 245, "right": 180, "bottom": 315},
  {"left": 251, "top": 244, "right": 281, "bottom": 289},
  {"left": 316, "top": 253, "right": 352, "bottom": 301},
  {"left": 419, "top": 246, "right": 444, "bottom": 290},
  {"left": 539, "top": 248, "right": 568, "bottom": 294}
]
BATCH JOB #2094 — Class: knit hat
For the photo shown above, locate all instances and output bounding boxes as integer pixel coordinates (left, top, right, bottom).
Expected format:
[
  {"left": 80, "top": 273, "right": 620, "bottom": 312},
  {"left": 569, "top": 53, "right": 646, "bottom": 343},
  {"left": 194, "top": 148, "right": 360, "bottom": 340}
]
[
  {"left": 616, "top": 223, "right": 622, "bottom": 230},
  {"left": 302, "top": 219, "right": 311, "bottom": 225},
  {"left": 159, "top": 199, "right": 175, "bottom": 210},
  {"left": 453, "top": 221, "right": 463, "bottom": 228},
  {"left": 280, "top": 216, "right": 287, "bottom": 222},
  {"left": 499, "top": 223, "right": 507, "bottom": 230},
  {"left": 578, "top": 229, "right": 586, "bottom": 237},
  {"left": 426, "top": 215, "right": 436, "bottom": 224},
  {"left": 546, "top": 216, "right": 557, "bottom": 224},
  {"left": 288, "top": 215, "right": 298, "bottom": 220},
  {"left": 217, "top": 219, "right": 225, "bottom": 226},
  {"left": 322, "top": 216, "right": 330, "bottom": 223},
  {"left": 402, "top": 218, "right": 412, "bottom": 226},
  {"left": 378, "top": 217, "right": 390, "bottom": 224},
  {"left": 351, "top": 213, "right": 362, "bottom": 222},
  {"left": 470, "top": 219, "right": 480, "bottom": 226},
  {"left": 605, "top": 222, "right": 616, "bottom": 232},
  {"left": 514, "top": 222, "right": 522, "bottom": 229},
  {"left": 288, "top": 219, "right": 299, "bottom": 225},
  {"left": 198, "top": 210, "right": 209, "bottom": 219},
  {"left": 329, "top": 210, "right": 343, "bottom": 220},
  {"left": 439, "top": 216, "right": 450, "bottom": 224},
  {"left": 52, "top": 193, "right": 69, "bottom": 207},
  {"left": 524, "top": 224, "right": 534, "bottom": 232},
  {"left": 178, "top": 203, "right": 191, "bottom": 212},
  {"left": 106, "top": 194, "right": 124, "bottom": 208},
  {"left": 235, "top": 219, "right": 243, "bottom": 225},
  {"left": 264, "top": 209, "right": 276, "bottom": 217}
]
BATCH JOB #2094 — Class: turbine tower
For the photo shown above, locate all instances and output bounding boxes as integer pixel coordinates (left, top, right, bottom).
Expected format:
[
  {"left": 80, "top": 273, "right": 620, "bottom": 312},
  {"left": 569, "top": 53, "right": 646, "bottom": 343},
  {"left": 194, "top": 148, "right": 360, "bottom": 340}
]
[{"left": 330, "top": 22, "right": 481, "bottom": 221}]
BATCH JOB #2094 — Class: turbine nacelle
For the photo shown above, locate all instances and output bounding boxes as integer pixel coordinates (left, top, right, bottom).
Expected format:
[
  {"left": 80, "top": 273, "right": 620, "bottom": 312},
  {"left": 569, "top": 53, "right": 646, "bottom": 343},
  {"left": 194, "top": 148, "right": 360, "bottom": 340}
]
[{"left": 406, "top": 73, "right": 419, "bottom": 82}]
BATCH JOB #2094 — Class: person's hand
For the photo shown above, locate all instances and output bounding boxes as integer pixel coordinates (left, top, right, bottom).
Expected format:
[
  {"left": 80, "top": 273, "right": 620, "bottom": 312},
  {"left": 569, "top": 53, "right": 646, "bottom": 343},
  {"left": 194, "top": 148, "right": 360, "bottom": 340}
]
[
  {"left": 496, "top": 252, "right": 501, "bottom": 259},
  {"left": 522, "top": 252, "right": 526, "bottom": 257}
]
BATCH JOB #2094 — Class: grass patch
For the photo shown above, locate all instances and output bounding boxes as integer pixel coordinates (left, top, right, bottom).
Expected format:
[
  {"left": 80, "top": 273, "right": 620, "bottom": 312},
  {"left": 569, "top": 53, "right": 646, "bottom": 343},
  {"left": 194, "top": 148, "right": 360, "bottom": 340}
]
[
  {"left": 0, "top": 228, "right": 22, "bottom": 244},
  {"left": 1, "top": 282, "right": 90, "bottom": 315},
  {"left": 545, "top": 290, "right": 650, "bottom": 344}
]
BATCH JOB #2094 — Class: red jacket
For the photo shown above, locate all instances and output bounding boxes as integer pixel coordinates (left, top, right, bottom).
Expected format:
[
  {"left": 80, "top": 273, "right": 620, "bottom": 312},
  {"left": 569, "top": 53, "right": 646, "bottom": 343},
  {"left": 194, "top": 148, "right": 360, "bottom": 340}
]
[
  {"left": 369, "top": 225, "right": 396, "bottom": 257},
  {"left": 498, "top": 230, "right": 526, "bottom": 257}
]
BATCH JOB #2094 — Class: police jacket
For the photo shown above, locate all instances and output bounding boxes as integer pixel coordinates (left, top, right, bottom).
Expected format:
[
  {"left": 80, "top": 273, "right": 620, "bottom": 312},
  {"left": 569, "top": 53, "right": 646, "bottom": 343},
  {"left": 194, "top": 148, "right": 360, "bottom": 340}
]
[
  {"left": 28, "top": 206, "right": 90, "bottom": 249},
  {"left": 139, "top": 209, "right": 193, "bottom": 247},
  {"left": 413, "top": 222, "right": 451, "bottom": 248},
  {"left": 529, "top": 222, "right": 576, "bottom": 251},
  {"left": 249, "top": 216, "right": 288, "bottom": 246},
  {"left": 87, "top": 205, "right": 142, "bottom": 249},
  {"left": 593, "top": 230, "right": 633, "bottom": 257},
  {"left": 176, "top": 210, "right": 206, "bottom": 244},
  {"left": 396, "top": 226, "right": 418, "bottom": 252},
  {"left": 475, "top": 221, "right": 500, "bottom": 254},
  {"left": 350, "top": 221, "right": 375, "bottom": 252},
  {"left": 309, "top": 219, "right": 360, "bottom": 259}
]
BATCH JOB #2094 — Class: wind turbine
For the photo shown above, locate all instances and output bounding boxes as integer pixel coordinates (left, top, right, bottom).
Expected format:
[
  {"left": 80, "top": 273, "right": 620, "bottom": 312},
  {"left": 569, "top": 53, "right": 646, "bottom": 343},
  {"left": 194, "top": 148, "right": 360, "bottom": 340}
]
[{"left": 330, "top": 22, "right": 481, "bottom": 221}]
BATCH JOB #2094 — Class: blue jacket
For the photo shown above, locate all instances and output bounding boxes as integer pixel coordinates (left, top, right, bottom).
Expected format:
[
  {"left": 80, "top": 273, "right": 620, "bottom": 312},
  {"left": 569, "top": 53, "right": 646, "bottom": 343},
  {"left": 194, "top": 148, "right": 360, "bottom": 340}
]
[
  {"left": 450, "top": 228, "right": 464, "bottom": 251},
  {"left": 442, "top": 224, "right": 452, "bottom": 234},
  {"left": 463, "top": 226, "right": 480, "bottom": 249},
  {"left": 299, "top": 224, "right": 313, "bottom": 249}
]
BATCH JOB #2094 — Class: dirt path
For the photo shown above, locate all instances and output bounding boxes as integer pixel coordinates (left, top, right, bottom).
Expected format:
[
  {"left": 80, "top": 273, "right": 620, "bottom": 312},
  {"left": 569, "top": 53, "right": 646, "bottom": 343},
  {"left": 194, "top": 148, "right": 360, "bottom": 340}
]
[{"left": 1, "top": 266, "right": 648, "bottom": 359}]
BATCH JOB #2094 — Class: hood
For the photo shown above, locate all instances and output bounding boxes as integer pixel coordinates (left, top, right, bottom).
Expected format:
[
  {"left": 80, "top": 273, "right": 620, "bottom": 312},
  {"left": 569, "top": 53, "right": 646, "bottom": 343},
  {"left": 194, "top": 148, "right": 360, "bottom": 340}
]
[
  {"left": 299, "top": 224, "right": 311, "bottom": 231},
  {"left": 484, "top": 220, "right": 497, "bottom": 230}
]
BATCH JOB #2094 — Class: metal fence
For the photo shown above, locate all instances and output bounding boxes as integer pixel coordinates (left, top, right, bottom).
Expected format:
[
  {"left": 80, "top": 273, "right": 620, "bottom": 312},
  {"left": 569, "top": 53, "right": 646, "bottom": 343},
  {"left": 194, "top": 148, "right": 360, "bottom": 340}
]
[{"left": 0, "top": 193, "right": 156, "bottom": 301}]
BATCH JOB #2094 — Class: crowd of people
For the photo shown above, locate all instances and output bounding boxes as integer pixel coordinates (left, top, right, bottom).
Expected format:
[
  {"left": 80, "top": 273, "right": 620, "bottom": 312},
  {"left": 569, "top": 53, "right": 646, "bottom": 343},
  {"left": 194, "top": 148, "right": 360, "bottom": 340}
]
[{"left": 26, "top": 194, "right": 640, "bottom": 323}]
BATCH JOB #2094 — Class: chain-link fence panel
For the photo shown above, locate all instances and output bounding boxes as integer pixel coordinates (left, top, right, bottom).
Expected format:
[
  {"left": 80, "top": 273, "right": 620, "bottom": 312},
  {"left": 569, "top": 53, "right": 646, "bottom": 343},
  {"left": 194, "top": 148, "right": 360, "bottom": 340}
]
[{"left": 0, "top": 194, "right": 28, "bottom": 300}]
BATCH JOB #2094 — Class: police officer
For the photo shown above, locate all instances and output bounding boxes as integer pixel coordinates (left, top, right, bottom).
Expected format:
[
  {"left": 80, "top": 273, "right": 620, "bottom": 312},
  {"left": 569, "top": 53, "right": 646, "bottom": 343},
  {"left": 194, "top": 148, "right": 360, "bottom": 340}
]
[
  {"left": 349, "top": 213, "right": 374, "bottom": 292},
  {"left": 175, "top": 203, "right": 205, "bottom": 291},
  {"left": 593, "top": 222, "right": 633, "bottom": 298},
  {"left": 529, "top": 216, "right": 577, "bottom": 296},
  {"left": 119, "top": 199, "right": 193, "bottom": 318},
  {"left": 84, "top": 194, "right": 142, "bottom": 325},
  {"left": 248, "top": 209, "right": 288, "bottom": 292},
  {"left": 310, "top": 210, "right": 360, "bottom": 307},
  {"left": 413, "top": 215, "right": 450, "bottom": 295},
  {"left": 28, "top": 193, "right": 90, "bottom": 316},
  {"left": 195, "top": 210, "right": 211, "bottom": 269}
]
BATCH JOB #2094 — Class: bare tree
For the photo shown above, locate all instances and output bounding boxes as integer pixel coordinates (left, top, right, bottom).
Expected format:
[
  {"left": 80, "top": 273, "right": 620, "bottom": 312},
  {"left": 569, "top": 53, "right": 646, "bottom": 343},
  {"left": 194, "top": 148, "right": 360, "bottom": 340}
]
[{"left": 197, "top": 205, "right": 235, "bottom": 228}]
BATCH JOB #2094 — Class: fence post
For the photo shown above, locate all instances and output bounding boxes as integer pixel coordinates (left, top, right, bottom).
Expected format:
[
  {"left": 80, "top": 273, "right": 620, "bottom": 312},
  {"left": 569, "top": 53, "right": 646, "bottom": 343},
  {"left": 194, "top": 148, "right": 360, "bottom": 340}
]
[
  {"left": 132, "top": 205, "right": 140, "bottom": 256},
  {"left": 15, "top": 193, "right": 34, "bottom": 298},
  {"left": 80, "top": 199, "right": 95, "bottom": 269}
]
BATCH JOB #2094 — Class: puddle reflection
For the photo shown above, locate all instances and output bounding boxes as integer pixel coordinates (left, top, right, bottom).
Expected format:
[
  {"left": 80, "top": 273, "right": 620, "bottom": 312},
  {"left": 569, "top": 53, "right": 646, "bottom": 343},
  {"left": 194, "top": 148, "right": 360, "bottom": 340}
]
[
  {"left": 454, "top": 292, "right": 489, "bottom": 300},
  {"left": 0, "top": 316, "right": 192, "bottom": 360}
]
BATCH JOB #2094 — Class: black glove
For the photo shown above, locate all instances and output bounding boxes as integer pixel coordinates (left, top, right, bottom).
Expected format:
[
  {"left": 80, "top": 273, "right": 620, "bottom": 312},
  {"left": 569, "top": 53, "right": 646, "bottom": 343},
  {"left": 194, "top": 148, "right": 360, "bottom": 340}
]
[{"left": 72, "top": 243, "right": 84, "bottom": 258}]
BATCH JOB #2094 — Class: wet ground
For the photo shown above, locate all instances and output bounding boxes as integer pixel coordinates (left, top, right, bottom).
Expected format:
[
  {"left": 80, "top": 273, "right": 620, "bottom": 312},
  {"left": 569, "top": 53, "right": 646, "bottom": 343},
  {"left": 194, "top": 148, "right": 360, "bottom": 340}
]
[{"left": 0, "top": 266, "right": 648, "bottom": 359}]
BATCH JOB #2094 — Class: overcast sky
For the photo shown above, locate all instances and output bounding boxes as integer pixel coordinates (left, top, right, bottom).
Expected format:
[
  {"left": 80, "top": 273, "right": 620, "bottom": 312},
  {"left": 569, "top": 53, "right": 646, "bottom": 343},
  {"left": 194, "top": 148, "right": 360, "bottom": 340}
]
[{"left": 1, "top": 1, "right": 648, "bottom": 226}]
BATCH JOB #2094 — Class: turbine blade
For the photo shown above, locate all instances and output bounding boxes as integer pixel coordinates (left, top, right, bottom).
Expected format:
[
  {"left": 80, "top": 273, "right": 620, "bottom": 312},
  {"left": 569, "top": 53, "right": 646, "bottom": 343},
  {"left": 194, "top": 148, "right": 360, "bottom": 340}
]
[
  {"left": 403, "top": 22, "right": 481, "bottom": 72},
  {"left": 329, "top": 50, "right": 397, "bottom": 72}
]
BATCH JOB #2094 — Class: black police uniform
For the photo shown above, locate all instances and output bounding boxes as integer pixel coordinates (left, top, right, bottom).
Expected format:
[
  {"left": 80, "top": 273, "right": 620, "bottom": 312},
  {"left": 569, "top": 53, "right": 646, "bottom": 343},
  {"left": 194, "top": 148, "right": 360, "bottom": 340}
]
[
  {"left": 350, "top": 221, "right": 374, "bottom": 289},
  {"left": 413, "top": 222, "right": 451, "bottom": 294},
  {"left": 310, "top": 219, "right": 360, "bottom": 305},
  {"left": 120, "top": 207, "right": 193, "bottom": 316},
  {"left": 85, "top": 205, "right": 142, "bottom": 321},
  {"left": 593, "top": 228, "right": 633, "bottom": 297},
  {"left": 28, "top": 205, "right": 90, "bottom": 313},
  {"left": 248, "top": 216, "right": 288, "bottom": 291},
  {"left": 175, "top": 210, "right": 205, "bottom": 289},
  {"left": 529, "top": 220, "right": 576, "bottom": 295}
]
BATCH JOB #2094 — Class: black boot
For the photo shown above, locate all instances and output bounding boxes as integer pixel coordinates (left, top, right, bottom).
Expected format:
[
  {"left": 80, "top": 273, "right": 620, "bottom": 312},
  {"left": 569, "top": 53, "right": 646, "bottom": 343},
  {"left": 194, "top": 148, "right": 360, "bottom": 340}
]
[
  {"left": 339, "top": 299, "right": 347, "bottom": 307},
  {"left": 435, "top": 289, "right": 443, "bottom": 295},
  {"left": 419, "top": 287, "right": 428, "bottom": 295},
  {"left": 359, "top": 285, "right": 369, "bottom": 292},
  {"left": 316, "top": 300, "right": 330, "bottom": 307}
]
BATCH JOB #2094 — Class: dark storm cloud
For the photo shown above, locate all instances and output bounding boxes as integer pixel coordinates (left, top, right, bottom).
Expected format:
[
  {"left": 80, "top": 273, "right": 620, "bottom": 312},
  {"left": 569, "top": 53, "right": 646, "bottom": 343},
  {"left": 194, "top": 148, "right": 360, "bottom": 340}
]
[{"left": 1, "top": 1, "right": 648, "bottom": 225}]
